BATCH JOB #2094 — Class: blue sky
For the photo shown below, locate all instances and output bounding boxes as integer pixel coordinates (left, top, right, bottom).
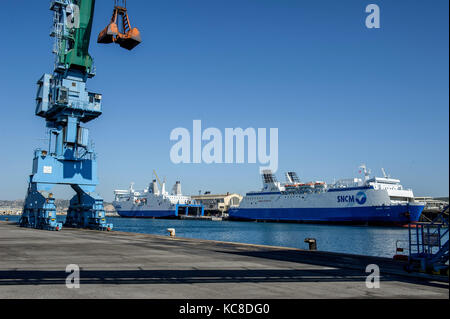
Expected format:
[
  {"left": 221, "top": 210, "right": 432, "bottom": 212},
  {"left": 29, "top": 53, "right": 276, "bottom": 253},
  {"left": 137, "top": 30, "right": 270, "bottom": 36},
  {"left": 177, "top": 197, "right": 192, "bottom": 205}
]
[{"left": 0, "top": 0, "right": 448, "bottom": 201}]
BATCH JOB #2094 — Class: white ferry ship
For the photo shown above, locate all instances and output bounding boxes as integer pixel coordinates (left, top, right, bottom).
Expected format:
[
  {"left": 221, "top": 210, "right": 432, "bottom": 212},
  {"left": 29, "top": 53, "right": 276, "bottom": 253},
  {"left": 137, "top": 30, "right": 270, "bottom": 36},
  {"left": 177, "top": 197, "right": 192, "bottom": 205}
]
[
  {"left": 113, "top": 179, "right": 203, "bottom": 218},
  {"left": 228, "top": 165, "right": 424, "bottom": 225}
]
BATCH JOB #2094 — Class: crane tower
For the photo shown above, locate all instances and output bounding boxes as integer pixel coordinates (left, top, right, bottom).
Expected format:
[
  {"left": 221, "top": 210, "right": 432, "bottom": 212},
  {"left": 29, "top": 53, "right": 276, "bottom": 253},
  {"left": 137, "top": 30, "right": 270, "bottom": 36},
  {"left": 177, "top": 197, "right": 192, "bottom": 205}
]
[{"left": 19, "top": 0, "right": 141, "bottom": 231}]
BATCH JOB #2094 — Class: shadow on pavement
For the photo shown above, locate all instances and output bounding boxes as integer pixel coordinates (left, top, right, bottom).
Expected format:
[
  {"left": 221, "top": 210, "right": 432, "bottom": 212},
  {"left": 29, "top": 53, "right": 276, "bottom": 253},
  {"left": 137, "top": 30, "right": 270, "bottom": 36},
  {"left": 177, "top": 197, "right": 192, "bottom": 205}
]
[{"left": 1, "top": 268, "right": 370, "bottom": 286}]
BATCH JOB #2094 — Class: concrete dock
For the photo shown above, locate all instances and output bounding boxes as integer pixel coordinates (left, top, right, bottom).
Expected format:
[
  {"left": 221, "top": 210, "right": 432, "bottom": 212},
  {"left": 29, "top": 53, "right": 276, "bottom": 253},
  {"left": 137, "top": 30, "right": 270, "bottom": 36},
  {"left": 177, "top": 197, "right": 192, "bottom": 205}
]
[{"left": 0, "top": 221, "right": 448, "bottom": 299}]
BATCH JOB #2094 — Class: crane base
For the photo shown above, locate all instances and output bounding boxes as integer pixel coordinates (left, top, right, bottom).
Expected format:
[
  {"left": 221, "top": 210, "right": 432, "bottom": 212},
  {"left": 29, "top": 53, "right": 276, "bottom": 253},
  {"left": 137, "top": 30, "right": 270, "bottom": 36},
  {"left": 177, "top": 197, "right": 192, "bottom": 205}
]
[
  {"left": 64, "top": 188, "right": 113, "bottom": 231},
  {"left": 19, "top": 183, "right": 113, "bottom": 232},
  {"left": 19, "top": 190, "right": 63, "bottom": 231}
]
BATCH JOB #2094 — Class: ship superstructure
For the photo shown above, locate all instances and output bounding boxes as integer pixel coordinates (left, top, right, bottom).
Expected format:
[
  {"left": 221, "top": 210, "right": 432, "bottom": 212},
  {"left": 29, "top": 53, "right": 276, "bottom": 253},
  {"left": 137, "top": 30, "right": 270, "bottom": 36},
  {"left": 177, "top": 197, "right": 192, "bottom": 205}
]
[{"left": 229, "top": 165, "right": 424, "bottom": 225}]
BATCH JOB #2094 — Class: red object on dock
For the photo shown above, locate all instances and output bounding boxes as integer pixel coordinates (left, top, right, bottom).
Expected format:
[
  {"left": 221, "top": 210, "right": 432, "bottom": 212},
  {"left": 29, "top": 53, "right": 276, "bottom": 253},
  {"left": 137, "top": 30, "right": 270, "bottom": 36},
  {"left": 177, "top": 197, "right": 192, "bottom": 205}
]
[{"left": 393, "top": 254, "right": 409, "bottom": 261}]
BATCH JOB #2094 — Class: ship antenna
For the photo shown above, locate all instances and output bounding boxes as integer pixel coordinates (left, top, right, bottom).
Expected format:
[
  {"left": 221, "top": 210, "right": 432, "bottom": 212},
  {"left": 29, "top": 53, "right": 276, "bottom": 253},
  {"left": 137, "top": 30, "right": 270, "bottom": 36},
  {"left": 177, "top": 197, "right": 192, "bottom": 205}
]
[
  {"left": 359, "top": 163, "right": 371, "bottom": 183},
  {"left": 381, "top": 168, "right": 390, "bottom": 178}
]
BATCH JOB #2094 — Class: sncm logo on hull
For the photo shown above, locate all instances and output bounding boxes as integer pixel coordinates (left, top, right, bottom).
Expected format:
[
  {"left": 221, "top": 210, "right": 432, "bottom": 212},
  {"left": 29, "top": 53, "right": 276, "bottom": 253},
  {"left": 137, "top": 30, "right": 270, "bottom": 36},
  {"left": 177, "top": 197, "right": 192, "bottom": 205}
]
[
  {"left": 170, "top": 120, "right": 278, "bottom": 173},
  {"left": 337, "top": 192, "right": 367, "bottom": 205}
]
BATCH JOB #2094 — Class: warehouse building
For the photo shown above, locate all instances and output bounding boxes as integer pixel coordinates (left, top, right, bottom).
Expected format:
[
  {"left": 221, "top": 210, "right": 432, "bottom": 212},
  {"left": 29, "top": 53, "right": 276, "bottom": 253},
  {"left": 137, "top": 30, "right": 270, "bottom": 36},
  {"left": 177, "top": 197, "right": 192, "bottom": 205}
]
[{"left": 191, "top": 193, "right": 243, "bottom": 216}]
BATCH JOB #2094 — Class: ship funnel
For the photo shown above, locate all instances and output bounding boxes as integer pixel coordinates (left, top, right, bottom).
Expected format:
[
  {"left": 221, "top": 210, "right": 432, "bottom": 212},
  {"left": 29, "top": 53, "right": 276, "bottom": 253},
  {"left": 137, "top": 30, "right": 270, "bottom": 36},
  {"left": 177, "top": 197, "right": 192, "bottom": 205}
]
[
  {"left": 172, "top": 181, "right": 182, "bottom": 196},
  {"left": 261, "top": 170, "right": 283, "bottom": 192},
  {"left": 285, "top": 172, "right": 300, "bottom": 184},
  {"left": 149, "top": 180, "right": 160, "bottom": 195},
  {"left": 261, "top": 170, "right": 277, "bottom": 184}
]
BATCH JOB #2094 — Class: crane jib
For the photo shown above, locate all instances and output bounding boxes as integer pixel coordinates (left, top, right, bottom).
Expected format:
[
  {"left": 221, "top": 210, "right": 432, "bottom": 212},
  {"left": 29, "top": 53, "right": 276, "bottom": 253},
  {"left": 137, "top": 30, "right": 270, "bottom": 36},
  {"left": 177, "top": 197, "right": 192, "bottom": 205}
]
[{"left": 61, "top": 0, "right": 142, "bottom": 74}]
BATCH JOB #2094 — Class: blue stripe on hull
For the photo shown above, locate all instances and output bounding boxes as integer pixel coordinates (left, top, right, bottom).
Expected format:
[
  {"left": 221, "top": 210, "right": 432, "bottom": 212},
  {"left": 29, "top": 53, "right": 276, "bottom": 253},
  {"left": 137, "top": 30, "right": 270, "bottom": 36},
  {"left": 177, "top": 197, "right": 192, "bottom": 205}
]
[
  {"left": 228, "top": 205, "right": 424, "bottom": 225},
  {"left": 117, "top": 210, "right": 177, "bottom": 218}
]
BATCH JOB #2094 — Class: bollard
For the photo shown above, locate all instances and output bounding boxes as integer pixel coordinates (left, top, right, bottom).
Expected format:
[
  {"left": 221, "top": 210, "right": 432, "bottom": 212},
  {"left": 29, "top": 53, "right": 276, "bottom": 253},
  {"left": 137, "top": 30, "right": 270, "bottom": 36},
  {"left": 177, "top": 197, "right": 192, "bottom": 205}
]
[
  {"left": 304, "top": 238, "right": 317, "bottom": 251},
  {"left": 167, "top": 228, "right": 176, "bottom": 237}
]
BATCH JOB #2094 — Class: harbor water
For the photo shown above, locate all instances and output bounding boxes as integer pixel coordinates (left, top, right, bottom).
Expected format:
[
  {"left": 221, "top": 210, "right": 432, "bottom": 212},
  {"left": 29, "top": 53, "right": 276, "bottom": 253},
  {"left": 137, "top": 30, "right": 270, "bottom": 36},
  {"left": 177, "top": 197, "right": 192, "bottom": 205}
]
[{"left": 0, "top": 215, "right": 410, "bottom": 258}]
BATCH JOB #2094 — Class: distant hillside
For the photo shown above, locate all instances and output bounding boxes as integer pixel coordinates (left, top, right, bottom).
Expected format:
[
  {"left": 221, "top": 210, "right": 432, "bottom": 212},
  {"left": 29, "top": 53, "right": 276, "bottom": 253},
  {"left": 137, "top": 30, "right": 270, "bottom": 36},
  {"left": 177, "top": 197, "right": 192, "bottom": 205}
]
[{"left": 0, "top": 200, "right": 24, "bottom": 208}]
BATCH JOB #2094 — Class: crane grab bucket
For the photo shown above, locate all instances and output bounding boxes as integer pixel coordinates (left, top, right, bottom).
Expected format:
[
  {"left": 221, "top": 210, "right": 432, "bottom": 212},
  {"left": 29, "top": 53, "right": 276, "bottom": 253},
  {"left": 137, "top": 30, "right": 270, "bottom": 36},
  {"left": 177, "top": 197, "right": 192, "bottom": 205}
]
[{"left": 97, "top": 0, "right": 142, "bottom": 50}]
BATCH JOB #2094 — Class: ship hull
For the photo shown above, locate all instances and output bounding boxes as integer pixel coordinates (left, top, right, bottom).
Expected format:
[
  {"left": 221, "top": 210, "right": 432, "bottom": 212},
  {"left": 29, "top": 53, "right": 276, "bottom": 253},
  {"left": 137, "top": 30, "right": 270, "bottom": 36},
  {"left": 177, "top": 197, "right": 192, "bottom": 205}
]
[
  {"left": 116, "top": 210, "right": 178, "bottom": 219},
  {"left": 228, "top": 204, "right": 424, "bottom": 225},
  {"left": 113, "top": 202, "right": 204, "bottom": 219}
]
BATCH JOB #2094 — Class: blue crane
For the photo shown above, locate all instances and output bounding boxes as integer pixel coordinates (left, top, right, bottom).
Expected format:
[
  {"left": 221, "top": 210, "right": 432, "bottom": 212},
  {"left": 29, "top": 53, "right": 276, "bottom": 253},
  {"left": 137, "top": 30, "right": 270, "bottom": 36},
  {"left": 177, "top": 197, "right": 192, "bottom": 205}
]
[{"left": 19, "top": 0, "right": 141, "bottom": 231}]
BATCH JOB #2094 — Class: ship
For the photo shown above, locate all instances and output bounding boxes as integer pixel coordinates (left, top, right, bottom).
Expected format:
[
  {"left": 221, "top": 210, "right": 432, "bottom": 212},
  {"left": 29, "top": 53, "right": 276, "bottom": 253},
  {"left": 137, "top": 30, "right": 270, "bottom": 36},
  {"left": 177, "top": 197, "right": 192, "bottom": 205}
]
[
  {"left": 113, "top": 178, "right": 204, "bottom": 218},
  {"left": 228, "top": 165, "right": 424, "bottom": 225}
]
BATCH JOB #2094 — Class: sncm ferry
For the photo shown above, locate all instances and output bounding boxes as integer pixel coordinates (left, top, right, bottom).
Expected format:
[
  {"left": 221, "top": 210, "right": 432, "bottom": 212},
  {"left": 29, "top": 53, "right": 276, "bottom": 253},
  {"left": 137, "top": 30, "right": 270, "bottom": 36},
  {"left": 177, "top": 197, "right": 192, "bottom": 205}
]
[{"left": 228, "top": 165, "right": 424, "bottom": 225}]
